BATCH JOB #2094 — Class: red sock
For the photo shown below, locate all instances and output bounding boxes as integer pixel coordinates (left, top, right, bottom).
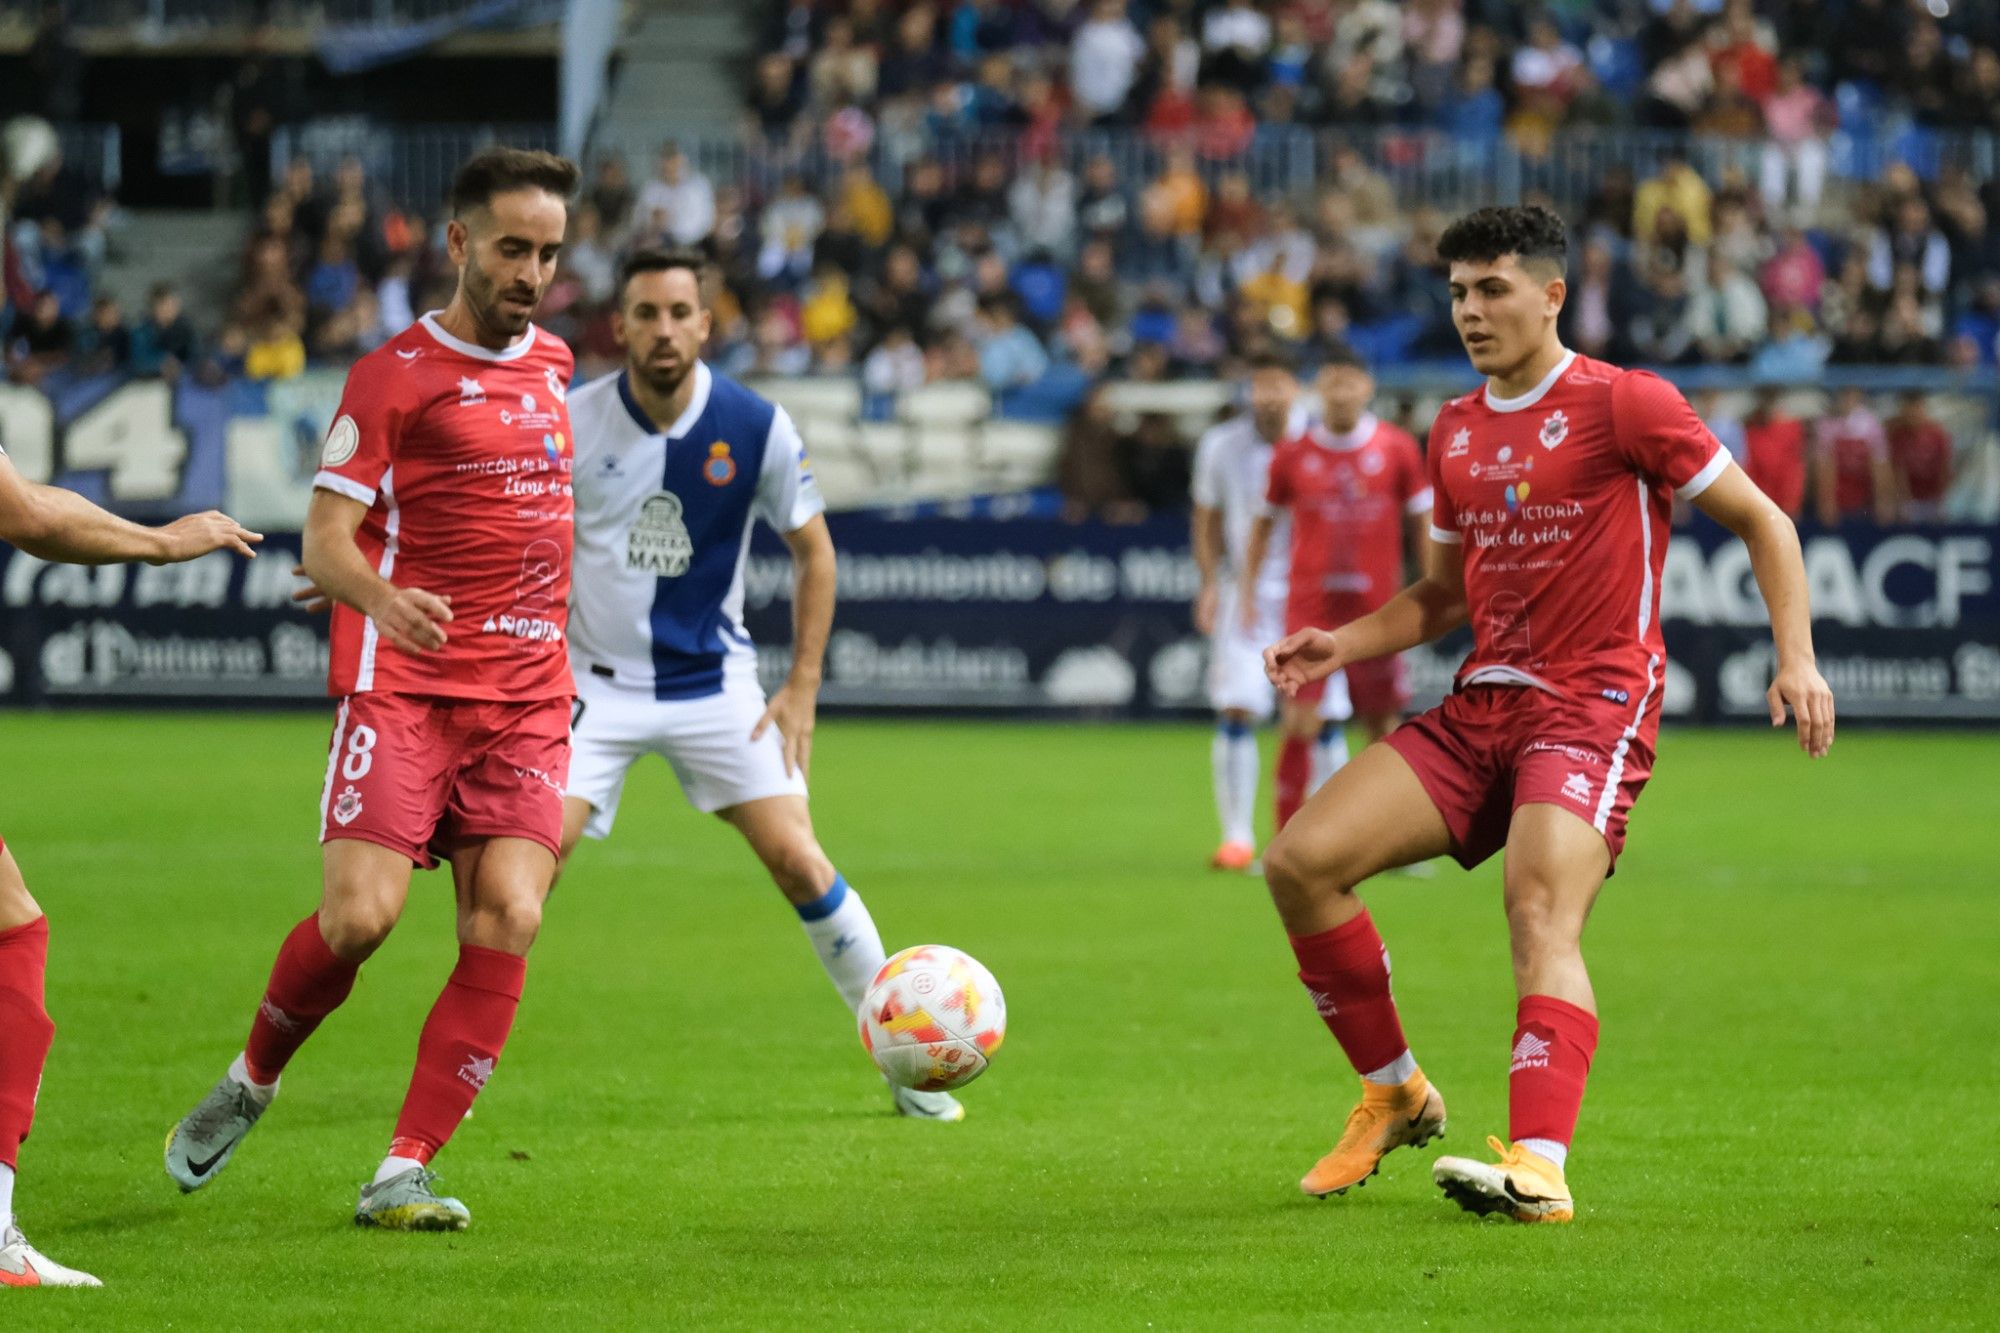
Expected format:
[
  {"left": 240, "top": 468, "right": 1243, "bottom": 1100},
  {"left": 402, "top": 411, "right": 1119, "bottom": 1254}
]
[
  {"left": 1288, "top": 910, "right": 1409, "bottom": 1076},
  {"left": 1509, "top": 995, "right": 1599, "bottom": 1148},
  {"left": 1275, "top": 736, "right": 1311, "bottom": 828},
  {"left": 391, "top": 945, "right": 527, "bottom": 1159},
  {"left": 0, "top": 916, "right": 54, "bottom": 1170},
  {"left": 244, "top": 914, "right": 360, "bottom": 1085}
]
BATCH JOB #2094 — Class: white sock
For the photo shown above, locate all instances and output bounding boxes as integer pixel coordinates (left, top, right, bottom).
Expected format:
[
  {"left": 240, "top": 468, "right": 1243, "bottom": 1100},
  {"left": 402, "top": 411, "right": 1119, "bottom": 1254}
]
[
  {"left": 1309, "top": 722, "right": 1350, "bottom": 794},
  {"left": 795, "top": 876, "right": 885, "bottom": 1012},
  {"left": 372, "top": 1154, "right": 427, "bottom": 1187},
  {"left": 1518, "top": 1137, "right": 1568, "bottom": 1168},
  {"left": 1362, "top": 1049, "right": 1419, "bottom": 1086},
  {"left": 228, "top": 1051, "right": 279, "bottom": 1106},
  {"left": 1212, "top": 721, "right": 1258, "bottom": 846},
  {"left": 0, "top": 1162, "right": 13, "bottom": 1230}
]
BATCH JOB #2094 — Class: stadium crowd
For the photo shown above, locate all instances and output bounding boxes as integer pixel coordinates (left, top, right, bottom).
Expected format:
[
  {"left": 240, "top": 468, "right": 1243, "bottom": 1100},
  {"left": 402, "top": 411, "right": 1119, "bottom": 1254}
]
[{"left": 3, "top": 0, "right": 1993, "bottom": 525}]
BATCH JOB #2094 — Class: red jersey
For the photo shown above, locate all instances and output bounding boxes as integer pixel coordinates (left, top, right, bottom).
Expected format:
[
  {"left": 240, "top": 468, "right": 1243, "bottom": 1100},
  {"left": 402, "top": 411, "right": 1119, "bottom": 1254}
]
[
  {"left": 1813, "top": 408, "right": 1887, "bottom": 516},
  {"left": 1265, "top": 414, "right": 1429, "bottom": 618},
  {"left": 1427, "top": 351, "right": 1726, "bottom": 728},
  {"left": 314, "top": 313, "right": 576, "bottom": 701},
  {"left": 1743, "top": 413, "right": 1807, "bottom": 516},
  {"left": 1887, "top": 417, "right": 1953, "bottom": 504}
]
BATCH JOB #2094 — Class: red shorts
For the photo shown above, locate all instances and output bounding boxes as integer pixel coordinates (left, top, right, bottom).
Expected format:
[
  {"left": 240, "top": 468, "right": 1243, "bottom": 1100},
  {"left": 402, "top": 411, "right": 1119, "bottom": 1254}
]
[
  {"left": 318, "top": 692, "right": 571, "bottom": 869},
  {"left": 1289, "top": 593, "right": 1408, "bottom": 718},
  {"left": 1384, "top": 685, "right": 1655, "bottom": 871}
]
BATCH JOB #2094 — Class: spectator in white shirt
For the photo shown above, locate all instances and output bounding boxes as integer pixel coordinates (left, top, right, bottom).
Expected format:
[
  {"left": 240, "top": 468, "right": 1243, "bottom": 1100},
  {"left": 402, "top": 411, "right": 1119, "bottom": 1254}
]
[
  {"left": 635, "top": 143, "right": 718, "bottom": 248},
  {"left": 1070, "top": 0, "right": 1147, "bottom": 121}
]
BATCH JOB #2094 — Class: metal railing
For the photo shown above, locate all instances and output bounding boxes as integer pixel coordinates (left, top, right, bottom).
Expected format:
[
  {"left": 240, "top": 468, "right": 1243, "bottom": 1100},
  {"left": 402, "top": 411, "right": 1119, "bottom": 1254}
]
[
  {"left": 272, "top": 121, "right": 558, "bottom": 212},
  {"left": 0, "top": 0, "right": 543, "bottom": 27},
  {"left": 589, "top": 123, "right": 2000, "bottom": 216}
]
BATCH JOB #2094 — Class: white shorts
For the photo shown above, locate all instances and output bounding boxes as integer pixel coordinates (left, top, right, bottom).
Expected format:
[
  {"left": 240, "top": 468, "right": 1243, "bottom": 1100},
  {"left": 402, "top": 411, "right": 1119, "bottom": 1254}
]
[
  {"left": 1209, "top": 585, "right": 1352, "bottom": 721},
  {"left": 567, "top": 665, "right": 808, "bottom": 839}
]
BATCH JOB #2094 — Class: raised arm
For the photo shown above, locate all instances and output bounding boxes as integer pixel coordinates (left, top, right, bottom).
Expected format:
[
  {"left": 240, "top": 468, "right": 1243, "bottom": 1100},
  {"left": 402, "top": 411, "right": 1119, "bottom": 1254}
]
[
  {"left": 1693, "top": 461, "right": 1834, "bottom": 756},
  {"left": 0, "top": 450, "right": 259, "bottom": 565},
  {"left": 301, "top": 486, "right": 452, "bottom": 655}
]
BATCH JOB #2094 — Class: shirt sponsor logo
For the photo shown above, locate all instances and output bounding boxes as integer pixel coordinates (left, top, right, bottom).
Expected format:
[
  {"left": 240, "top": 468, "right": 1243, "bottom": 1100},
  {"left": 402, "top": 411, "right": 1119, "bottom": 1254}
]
[
  {"left": 322, "top": 414, "right": 360, "bottom": 468},
  {"left": 628, "top": 491, "right": 694, "bottom": 576},
  {"left": 458, "top": 376, "right": 486, "bottom": 406}
]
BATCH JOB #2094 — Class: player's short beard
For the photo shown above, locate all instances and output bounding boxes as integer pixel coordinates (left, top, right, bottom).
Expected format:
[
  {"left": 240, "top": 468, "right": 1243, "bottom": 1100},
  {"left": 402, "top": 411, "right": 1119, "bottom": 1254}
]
[
  {"left": 632, "top": 351, "right": 691, "bottom": 396},
  {"left": 464, "top": 256, "right": 534, "bottom": 338}
]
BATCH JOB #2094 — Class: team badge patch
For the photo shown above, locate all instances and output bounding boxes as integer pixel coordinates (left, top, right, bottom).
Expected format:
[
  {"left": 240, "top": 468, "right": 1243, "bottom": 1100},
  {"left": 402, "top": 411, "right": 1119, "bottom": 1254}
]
[
  {"left": 704, "top": 441, "right": 736, "bottom": 486},
  {"left": 331, "top": 785, "right": 364, "bottom": 826},
  {"left": 322, "top": 415, "right": 360, "bottom": 467},
  {"left": 1539, "top": 409, "right": 1569, "bottom": 450}
]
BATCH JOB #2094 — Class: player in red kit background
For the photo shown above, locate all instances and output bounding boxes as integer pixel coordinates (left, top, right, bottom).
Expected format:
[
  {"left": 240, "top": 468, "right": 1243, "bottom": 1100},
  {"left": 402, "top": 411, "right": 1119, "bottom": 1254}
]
[
  {"left": 1258, "top": 206, "right": 1834, "bottom": 1223},
  {"left": 0, "top": 455, "right": 258, "bottom": 1289},
  {"left": 1885, "top": 391, "right": 1955, "bottom": 522},
  {"left": 1243, "top": 347, "right": 1430, "bottom": 826},
  {"left": 166, "top": 148, "right": 580, "bottom": 1232}
]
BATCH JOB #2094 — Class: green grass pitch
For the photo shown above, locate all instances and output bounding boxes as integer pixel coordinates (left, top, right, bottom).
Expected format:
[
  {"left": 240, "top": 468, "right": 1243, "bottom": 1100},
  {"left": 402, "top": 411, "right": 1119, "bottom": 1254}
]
[{"left": 0, "top": 714, "right": 1996, "bottom": 1328}]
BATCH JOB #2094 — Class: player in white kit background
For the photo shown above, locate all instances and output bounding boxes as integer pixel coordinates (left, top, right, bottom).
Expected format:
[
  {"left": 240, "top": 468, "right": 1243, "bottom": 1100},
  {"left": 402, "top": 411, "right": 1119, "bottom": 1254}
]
[
  {"left": 558, "top": 249, "right": 963, "bottom": 1121},
  {"left": 1190, "top": 351, "right": 1347, "bottom": 872}
]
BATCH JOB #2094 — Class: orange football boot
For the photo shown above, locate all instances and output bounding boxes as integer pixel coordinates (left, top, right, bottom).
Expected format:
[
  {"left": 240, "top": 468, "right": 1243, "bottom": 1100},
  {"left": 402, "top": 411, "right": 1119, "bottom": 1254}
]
[
  {"left": 1299, "top": 1069, "right": 1447, "bottom": 1197},
  {"left": 1209, "top": 841, "right": 1256, "bottom": 871},
  {"left": 1432, "top": 1136, "right": 1575, "bottom": 1223}
]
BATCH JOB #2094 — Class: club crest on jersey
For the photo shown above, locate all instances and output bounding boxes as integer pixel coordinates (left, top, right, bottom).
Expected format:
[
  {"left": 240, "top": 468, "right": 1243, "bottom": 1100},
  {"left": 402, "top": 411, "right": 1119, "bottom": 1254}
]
[
  {"left": 1540, "top": 409, "right": 1569, "bottom": 450},
  {"left": 458, "top": 376, "right": 486, "bottom": 406},
  {"left": 704, "top": 441, "right": 736, "bottom": 486},
  {"left": 628, "top": 491, "right": 693, "bottom": 577},
  {"left": 331, "top": 785, "right": 363, "bottom": 826},
  {"left": 544, "top": 366, "right": 567, "bottom": 403}
]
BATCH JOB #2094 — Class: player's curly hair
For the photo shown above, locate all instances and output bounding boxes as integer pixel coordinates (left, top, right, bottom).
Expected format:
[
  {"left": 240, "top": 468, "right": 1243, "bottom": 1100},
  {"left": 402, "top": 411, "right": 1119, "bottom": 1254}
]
[
  {"left": 450, "top": 147, "right": 579, "bottom": 216},
  {"left": 1436, "top": 205, "right": 1568, "bottom": 277}
]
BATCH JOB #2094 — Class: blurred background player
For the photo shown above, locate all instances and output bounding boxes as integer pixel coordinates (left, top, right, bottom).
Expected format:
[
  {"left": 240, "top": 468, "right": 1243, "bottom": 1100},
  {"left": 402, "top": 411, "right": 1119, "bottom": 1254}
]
[
  {"left": 1261, "top": 206, "right": 1834, "bottom": 1224},
  {"left": 165, "top": 149, "right": 581, "bottom": 1232},
  {"left": 0, "top": 456, "right": 258, "bottom": 1290},
  {"left": 558, "top": 249, "right": 962, "bottom": 1121},
  {"left": 1189, "top": 350, "right": 1309, "bottom": 871},
  {"left": 1245, "top": 346, "right": 1430, "bottom": 787}
]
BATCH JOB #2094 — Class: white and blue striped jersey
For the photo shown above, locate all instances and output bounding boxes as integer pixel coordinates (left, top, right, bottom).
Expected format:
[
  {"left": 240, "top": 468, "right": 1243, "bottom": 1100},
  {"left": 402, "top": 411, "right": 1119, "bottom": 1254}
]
[{"left": 566, "top": 361, "right": 824, "bottom": 700}]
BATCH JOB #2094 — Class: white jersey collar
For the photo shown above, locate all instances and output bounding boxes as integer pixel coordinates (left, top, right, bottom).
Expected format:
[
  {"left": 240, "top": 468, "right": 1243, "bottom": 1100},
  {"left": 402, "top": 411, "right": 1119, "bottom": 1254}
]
[
  {"left": 418, "top": 311, "right": 538, "bottom": 362},
  {"left": 1313, "top": 412, "right": 1379, "bottom": 451},
  {"left": 1483, "top": 348, "right": 1575, "bottom": 414},
  {"left": 617, "top": 360, "right": 713, "bottom": 438}
]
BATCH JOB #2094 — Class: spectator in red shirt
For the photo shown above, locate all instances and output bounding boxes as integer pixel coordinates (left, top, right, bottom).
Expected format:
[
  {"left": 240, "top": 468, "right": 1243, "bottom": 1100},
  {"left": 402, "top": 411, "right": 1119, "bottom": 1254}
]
[
  {"left": 1885, "top": 390, "right": 1956, "bottom": 522},
  {"left": 1743, "top": 385, "right": 1809, "bottom": 517},
  {"left": 1813, "top": 387, "right": 1896, "bottom": 526}
]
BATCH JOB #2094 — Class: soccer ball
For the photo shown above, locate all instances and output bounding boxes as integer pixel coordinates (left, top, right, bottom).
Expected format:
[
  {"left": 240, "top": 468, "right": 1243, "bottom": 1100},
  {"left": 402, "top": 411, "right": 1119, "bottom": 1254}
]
[{"left": 858, "top": 945, "right": 1006, "bottom": 1091}]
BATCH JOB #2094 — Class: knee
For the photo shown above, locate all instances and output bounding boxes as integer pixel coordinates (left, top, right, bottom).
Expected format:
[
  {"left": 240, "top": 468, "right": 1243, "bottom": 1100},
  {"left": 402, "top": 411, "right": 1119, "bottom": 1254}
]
[
  {"left": 1263, "top": 828, "right": 1357, "bottom": 915},
  {"left": 1504, "top": 888, "right": 1580, "bottom": 967},
  {"left": 467, "top": 893, "right": 544, "bottom": 952},
  {"left": 318, "top": 896, "right": 401, "bottom": 961}
]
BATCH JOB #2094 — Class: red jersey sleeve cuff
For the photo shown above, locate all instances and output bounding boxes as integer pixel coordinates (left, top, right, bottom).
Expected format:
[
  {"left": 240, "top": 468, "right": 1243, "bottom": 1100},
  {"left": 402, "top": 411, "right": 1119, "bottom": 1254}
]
[
  {"left": 1428, "top": 522, "right": 1462, "bottom": 544},
  {"left": 314, "top": 471, "right": 378, "bottom": 505},
  {"left": 1674, "top": 448, "right": 1730, "bottom": 502}
]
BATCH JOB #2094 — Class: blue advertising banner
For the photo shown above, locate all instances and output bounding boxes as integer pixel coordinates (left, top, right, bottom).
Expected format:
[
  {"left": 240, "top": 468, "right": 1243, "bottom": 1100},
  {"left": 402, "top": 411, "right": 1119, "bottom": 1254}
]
[{"left": 0, "top": 515, "right": 1993, "bottom": 722}]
